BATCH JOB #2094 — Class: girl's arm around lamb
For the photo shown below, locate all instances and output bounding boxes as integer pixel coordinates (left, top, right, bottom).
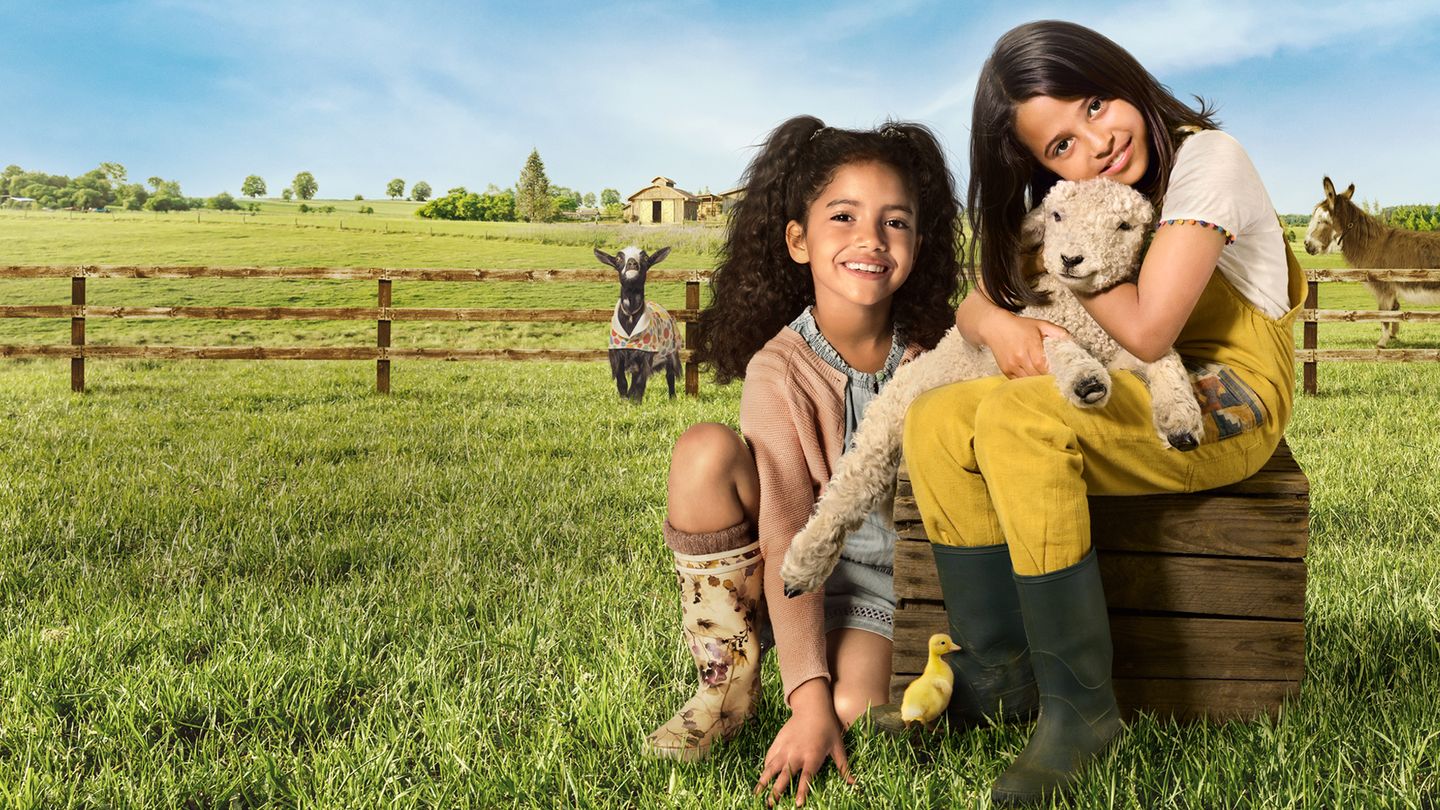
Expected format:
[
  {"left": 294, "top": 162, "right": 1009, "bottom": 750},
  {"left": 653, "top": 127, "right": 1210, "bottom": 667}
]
[{"left": 1076, "top": 225, "right": 1222, "bottom": 362}]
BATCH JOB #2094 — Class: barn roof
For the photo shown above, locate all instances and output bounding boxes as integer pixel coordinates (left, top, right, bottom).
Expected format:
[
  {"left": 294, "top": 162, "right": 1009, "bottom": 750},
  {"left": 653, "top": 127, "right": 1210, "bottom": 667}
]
[{"left": 627, "top": 180, "right": 698, "bottom": 202}]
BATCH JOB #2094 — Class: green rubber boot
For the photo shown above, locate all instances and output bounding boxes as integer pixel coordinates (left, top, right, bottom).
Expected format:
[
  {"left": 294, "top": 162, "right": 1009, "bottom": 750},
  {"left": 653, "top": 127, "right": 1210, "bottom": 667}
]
[
  {"left": 933, "top": 543, "right": 1038, "bottom": 727},
  {"left": 991, "top": 550, "right": 1122, "bottom": 806}
]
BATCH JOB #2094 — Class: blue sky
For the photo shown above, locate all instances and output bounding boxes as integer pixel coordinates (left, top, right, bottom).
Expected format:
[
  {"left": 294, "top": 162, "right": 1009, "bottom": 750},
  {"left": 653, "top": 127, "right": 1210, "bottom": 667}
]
[{"left": 4, "top": 0, "right": 1438, "bottom": 213}]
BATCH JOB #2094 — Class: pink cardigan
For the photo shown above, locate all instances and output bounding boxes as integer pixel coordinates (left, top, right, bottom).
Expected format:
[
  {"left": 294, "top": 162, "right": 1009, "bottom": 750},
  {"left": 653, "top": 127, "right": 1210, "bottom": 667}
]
[{"left": 739, "top": 327, "right": 922, "bottom": 704}]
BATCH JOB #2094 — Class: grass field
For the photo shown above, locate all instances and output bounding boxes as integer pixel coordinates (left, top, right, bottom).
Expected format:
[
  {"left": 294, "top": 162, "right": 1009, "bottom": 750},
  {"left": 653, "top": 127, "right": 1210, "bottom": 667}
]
[{"left": 1, "top": 215, "right": 1438, "bottom": 807}]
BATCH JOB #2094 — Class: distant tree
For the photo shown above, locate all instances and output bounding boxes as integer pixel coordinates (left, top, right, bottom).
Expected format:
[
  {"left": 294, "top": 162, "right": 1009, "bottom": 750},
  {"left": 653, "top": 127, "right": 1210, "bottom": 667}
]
[
  {"left": 583, "top": 192, "right": 596, "bottom": 208},
  {"left": 116, "top": 183, "right": 148, "bottom": 210},
  {"left": 415, "top": 187, "right": 514, "bottom": 222},
  {"left": 208, "top": 191, "right": 240, "bottom": 211},
  {"left": 410, "top": 181, "right": 432, "bottom": 202},
  {"left": 601, "top": 188, "right": 621, "bottom": 207},
  {"left": 241, "top": 175, "right": 267, "bottom": 198},
  {"left": 602, "top": 202, "right": 624, "bottom": 220},
  {"left": 551, "top": 187, "right": 580, "bottom": 213},
  {"left": 386, "top": 178, "right": 405, "bottom": 199},
  {"left": 147, "top": 176, "right": 164, "bottom": 191},
  {"left": 98, "top": 162, "right": 127, "bottom": 184},
  {"left": 516, "top": 149, "right": 554, "bottom": 222},
  {"left": 292, "top": 171, "right": 318, "bottom": 200},
  {"left": 281, "top": 187, "right": 294, "bottom": 201},
  {"left": 71, "top": 188, "right": 106, "bottom": 210}
]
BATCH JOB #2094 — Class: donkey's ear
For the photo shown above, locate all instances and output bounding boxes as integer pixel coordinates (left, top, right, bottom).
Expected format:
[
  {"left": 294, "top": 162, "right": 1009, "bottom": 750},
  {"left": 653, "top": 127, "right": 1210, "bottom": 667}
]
[
  {"left": 1341, "top": 183, "right": 1355, "bottom": 200},
  {"left": 594, "top": 247, "right": 620, "bottom": 269},
  {"left": 647, "top": 246, "right": 671, "bottom": 267},
  {"left": 1019, "top": 206, "right": 1047, "bottom": 251},
  {"left": 1323, "top": 176, "right": 1336, "bottom": 201}
]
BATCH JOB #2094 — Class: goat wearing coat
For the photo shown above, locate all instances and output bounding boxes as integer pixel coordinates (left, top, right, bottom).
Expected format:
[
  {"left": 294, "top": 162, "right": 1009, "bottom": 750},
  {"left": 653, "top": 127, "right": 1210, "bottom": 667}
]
[{"left": 597, "top": 245, "right": 682, "bottom": 401}]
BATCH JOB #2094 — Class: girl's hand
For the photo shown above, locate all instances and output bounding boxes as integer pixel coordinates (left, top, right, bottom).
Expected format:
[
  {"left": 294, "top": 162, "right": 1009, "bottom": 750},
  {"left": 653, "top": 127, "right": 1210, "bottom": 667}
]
[
  {"left": 978, "top": 306, "right": 1071, "bottom": 378},
  {"left": 754, "top": 681, "right": 854, "bottom": 807}
]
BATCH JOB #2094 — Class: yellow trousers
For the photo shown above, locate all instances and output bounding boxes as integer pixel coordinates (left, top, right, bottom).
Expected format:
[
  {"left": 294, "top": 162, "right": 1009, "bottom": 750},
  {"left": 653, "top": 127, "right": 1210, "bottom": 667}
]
[
  {"left": 903, "top": 248, "right": 1305, "bottom": 577},
  {"left": 903, "top": 371, "right": 1279, "bottom": 576}
]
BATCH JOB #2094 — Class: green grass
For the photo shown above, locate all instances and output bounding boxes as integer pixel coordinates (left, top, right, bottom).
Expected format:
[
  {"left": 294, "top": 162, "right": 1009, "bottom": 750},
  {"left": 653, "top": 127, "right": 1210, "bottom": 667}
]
[
  {"left": 0, "top": 206, "right": 725, "bottom": 264},
  {"left": 0, "top": 215, "right": 1437, "bottom": 806},
  {"left": 0, "top": 358, "right": 1436, "bottom": 807}
]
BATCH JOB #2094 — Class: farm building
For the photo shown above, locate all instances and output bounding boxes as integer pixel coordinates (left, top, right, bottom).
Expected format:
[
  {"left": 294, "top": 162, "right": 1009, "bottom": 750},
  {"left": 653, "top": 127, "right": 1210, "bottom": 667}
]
[
  {"left": 627, "top": 177, "right": 698, "bottom": 224},
  {"left": 625, "top": 178, "right": 745, "bottom": 224},
  {"left": 694, "top": 187, "right": 745, "bottom": 220}
]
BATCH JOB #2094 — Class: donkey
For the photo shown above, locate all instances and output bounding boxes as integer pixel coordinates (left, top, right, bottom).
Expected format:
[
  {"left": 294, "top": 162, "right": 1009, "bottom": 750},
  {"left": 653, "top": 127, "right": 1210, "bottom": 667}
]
[
  {"left": 595, "top": 245, "right": 682, "bottom": 401},
  {"left": 1305, "top": 177, "right": 1440, "bottom": 347}
]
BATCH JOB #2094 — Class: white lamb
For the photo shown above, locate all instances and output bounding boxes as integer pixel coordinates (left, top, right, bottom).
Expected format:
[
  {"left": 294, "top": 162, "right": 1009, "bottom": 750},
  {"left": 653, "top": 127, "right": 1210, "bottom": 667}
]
[{"left": 779, "top": 178, "right": 1206, "bottom": 596}]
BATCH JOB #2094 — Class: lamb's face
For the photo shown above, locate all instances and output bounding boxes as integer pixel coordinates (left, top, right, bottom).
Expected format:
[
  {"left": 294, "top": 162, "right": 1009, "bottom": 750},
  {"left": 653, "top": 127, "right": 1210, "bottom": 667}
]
[{"left": 1038, "top": 179, "right": 1154, "bottom": 294}]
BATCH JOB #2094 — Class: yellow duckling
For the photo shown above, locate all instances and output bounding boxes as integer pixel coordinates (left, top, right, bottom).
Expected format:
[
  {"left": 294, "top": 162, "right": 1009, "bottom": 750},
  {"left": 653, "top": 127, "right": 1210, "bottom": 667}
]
[{"left": 901, "top": 633, "right": 961, "bottom": 728}]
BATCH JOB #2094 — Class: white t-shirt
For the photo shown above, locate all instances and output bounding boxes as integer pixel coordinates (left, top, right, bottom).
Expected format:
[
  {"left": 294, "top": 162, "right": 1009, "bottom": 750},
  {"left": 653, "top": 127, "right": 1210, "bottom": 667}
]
[{"left": 1158, "top": 129, "right": 1291, "bottom": 318}]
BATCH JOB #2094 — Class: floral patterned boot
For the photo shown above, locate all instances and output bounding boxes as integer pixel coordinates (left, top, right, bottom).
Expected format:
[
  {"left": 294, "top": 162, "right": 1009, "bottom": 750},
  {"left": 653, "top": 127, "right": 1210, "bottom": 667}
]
[{"left": 644, "top": 520, "right": 764, "bottom": 762}]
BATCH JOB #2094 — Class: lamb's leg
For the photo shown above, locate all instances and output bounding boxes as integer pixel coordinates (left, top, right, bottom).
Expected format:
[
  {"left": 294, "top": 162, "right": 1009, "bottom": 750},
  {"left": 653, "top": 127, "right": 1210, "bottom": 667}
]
[
  {"left": 1116, "top": 349, "right": 1204, "bottom": 451},
  {"left": 780, "top": 329, "right": 992, "bottom": 595},
  {"left": 1043, "top": 336, "right": 1111, "bottom": 407}
]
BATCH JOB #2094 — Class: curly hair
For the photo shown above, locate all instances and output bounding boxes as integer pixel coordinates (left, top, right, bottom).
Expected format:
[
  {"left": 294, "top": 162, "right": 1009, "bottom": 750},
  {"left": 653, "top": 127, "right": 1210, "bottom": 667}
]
[
  {"left": 697, "top": 115, "right": 964, "bottom": 385},
  {"left": 968, "top": 20, "right": 1220, "bottom": 311}
]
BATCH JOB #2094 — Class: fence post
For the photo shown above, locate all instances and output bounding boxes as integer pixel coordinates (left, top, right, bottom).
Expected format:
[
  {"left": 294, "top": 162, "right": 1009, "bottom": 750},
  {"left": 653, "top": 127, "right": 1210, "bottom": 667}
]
[
  {"left": 71, "top": 275, "right": 85, "bottom": 393},
  {"left": 1303, "top": 278, "right": 1318, "bottom": 395},
  {"left": 377, "top": 278, "right": 392, "bottom": 394},
  {"left": 685, "top": 279, "right": 700, "bottom": 396}
]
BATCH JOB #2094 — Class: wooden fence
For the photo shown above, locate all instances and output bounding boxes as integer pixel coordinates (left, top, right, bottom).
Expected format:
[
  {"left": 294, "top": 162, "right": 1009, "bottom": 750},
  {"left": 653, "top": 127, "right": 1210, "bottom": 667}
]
[
  {"left": 0, "top": 265, "right": 711, "bottom": 395},
  {"left": 1300, "top": 268, "right": 1440, "bottom": 394}
]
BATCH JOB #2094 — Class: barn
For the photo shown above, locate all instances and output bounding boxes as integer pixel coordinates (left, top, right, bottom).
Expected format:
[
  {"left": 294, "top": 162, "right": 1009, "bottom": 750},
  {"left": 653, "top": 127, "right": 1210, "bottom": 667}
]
[{"left": 627, "top": 176, "right": 698, "bottom": 224}]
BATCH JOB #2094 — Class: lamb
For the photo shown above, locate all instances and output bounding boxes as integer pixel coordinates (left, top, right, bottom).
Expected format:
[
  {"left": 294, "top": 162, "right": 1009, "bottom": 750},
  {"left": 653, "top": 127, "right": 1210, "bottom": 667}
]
[{"left": 780, "top": 178, "right": 1206, "bottom": 596}]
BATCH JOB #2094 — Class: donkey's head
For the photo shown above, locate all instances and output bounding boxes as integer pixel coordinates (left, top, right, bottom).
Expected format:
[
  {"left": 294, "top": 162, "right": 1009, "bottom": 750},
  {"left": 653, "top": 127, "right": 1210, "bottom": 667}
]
[{"left": 1304, "top": 176, "right": 1356, "bottom": 256}]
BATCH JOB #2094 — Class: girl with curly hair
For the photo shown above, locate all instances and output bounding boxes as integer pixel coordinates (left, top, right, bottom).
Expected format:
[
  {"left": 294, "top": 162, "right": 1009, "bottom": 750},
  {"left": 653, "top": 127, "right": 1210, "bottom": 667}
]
[{"left": 644, "top": 115, "right": 961, "bottom": 806}]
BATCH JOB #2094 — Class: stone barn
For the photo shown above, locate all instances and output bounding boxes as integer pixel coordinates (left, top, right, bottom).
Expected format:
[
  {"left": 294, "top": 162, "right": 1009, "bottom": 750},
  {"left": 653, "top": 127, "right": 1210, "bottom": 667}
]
[{"left": 627, "top": 177, "right": 699, "bottom": 224}]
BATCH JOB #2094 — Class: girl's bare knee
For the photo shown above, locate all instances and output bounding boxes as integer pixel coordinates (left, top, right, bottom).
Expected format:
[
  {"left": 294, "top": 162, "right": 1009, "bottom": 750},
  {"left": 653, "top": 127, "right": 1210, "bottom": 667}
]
[
  {"left": 832, "top": 683, "right": 889, "bottom": 728},
  {"left": 671, "top": 423, "right": 749, "bottom": 486},
  {"left": 668, "top": 423, "right": 757, "bottom": 531}
]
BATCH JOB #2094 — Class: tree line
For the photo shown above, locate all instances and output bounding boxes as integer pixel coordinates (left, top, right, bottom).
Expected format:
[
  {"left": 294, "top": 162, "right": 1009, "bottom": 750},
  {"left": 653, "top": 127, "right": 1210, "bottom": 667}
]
[
  {"left": 1361, "top": 200, "right": 1440, "bottom": 232},
  {"left": 416, "top": 149, "right": 621, "bottom": 222},
  {"left": 0, "top": 165, "right": 437, "bottom": 211},
  {"left": 0, "top": 163, "right": 219, "bottom": 212}
]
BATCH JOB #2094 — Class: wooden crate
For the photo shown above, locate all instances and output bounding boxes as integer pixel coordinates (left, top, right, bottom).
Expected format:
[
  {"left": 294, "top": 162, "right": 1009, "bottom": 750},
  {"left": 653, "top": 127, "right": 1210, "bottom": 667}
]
[{"left": 890, "top": 440, "right": 1309, "bottom": 721}]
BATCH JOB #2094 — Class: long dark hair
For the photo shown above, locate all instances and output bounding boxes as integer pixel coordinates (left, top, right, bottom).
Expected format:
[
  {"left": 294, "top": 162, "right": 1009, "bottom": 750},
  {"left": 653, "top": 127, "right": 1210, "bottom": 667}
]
[
  {"left": 969, "top": 20, "right": 1220, "bottom": 309},
  {"left": 698, "top": 115, "right": 963, "bottom": 384}
]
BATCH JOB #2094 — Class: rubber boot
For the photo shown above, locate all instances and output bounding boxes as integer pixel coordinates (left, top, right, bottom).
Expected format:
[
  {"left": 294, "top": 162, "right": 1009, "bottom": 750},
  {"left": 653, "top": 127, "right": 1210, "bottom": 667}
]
[
  {"left": 868, "top": 543, "right": 1037, "bottom": 736},
  {"left": 932, "top": 543, "right": 1039, "bottom": 727},
  {"left": 643, "top": 520, "right": 763, "bottom": 761},
  {"left": 991, "top": 550, "right": 1122, "bottom": 805}
]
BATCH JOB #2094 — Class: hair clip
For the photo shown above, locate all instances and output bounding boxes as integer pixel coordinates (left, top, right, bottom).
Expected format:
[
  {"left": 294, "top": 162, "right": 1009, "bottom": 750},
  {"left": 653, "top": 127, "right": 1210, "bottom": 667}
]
[
  {"left": 880, "top": 123, "right": 906, "bottom": 139},
  {"left": 809, "top": 126, "right": 830, "bottom": 142}
]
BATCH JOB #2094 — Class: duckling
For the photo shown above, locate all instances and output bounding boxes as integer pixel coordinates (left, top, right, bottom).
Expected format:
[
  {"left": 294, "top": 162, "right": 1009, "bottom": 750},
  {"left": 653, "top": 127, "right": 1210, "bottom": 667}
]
[{"left": 901, "top": 633, "right": 961, "bottom": 728}]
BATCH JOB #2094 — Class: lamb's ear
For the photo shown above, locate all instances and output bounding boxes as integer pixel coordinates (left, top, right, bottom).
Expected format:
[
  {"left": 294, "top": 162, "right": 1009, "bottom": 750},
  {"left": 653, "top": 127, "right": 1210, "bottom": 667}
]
[
  {"left": 594, "top": 247, "right": 620, "bottom": 270},
  {"left": 1341, "top": 183, "right": 1355, "bottom": 201},
  {"left": 647, "top": 246, "right": 671, "bottom": 267},
  {"left": 1019, "top": 206, "right": 1047, "bottom": 251},
  {"left": 1323, "top": 176, "right": 1336, "bottom": 202}
]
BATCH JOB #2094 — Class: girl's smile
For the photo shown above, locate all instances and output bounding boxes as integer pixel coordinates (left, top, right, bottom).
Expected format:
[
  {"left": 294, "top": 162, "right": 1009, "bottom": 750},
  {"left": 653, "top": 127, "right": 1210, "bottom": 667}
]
[
  {"left": 1013, "top": 95, "right": 1149, "bottom": 185},
  {"left": 786, "top": 160, "right": 918, "bottom": 317}
]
